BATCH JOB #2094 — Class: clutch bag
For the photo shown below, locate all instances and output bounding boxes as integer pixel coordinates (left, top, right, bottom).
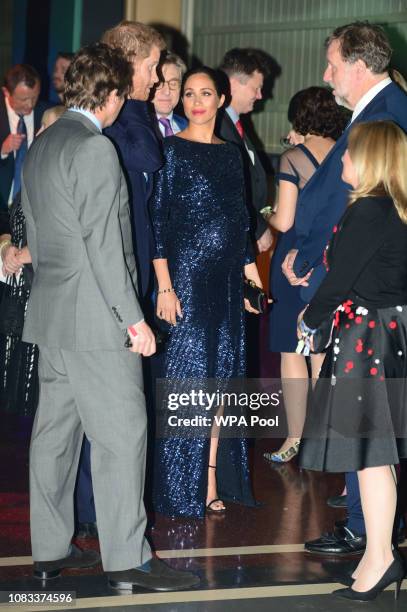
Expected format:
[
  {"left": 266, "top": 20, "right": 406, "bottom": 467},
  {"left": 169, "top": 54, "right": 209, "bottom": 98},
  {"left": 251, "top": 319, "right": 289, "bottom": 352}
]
[{"left": 243, "top": 280, "right": 269, "bottom": 314}]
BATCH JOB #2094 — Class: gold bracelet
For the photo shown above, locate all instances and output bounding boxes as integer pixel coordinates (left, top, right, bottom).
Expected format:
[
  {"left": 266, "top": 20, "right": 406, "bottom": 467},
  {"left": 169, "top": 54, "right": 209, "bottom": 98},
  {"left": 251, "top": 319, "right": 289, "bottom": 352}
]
[{"left": 157, "top": 287, "right": 174, "bottom": 295}]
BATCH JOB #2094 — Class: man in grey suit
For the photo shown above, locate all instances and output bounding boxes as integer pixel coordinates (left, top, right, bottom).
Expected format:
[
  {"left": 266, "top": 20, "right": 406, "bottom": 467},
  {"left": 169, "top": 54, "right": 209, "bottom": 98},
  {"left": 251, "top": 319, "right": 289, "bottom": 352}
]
[{"left": 22, "top": 43, "right": 198, "bottom": 592}]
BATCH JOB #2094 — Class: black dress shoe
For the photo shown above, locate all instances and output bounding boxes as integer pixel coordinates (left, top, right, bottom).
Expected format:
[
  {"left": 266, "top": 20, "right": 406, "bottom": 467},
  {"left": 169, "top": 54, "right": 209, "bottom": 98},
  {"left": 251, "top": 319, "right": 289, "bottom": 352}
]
[
  {"left": 305, "top": 525, "right": 366, "bottom": 556},
  {"left": 107, "top": 557, "right": 200, "bottom": 592},
  {"left": 306, "top": 525, "right": 405, "bottom": 556},
  {"left": 33, "top": 544, "right": 101, "bottom": 579},
  {"left": 327, "top": 494, "right": 347, "bottom": 508},
  {"left": 75, "top": 522, "right": 98, "bottom": 538}
]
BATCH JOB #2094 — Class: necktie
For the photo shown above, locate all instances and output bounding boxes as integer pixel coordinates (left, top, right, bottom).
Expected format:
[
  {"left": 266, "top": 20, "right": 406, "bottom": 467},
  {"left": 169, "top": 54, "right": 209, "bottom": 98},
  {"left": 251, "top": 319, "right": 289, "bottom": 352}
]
[
  {"left": 235, "top": 119, "right": 244, "bottom": 139},
  {"left": 159, "top": 117, "right": 174, "bottom": 137},
  {"left": 12, "top": 114, "right": 28, "bottom": 199}
]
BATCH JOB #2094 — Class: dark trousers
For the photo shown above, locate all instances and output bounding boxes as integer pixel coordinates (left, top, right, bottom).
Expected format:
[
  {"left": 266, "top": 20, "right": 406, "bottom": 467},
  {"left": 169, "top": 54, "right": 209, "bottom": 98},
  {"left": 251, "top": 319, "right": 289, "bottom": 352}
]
[{"left": 74, "top": 436, "right": 96, "bottom": 524}]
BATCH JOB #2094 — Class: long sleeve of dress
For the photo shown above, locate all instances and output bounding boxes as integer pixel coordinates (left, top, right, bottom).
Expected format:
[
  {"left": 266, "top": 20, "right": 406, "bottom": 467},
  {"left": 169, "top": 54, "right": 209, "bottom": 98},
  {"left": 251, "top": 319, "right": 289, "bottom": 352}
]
[
  {"left": 303, "top": 198, "right": 392, "bottom": 329},
  {"left": 150, "top": 145, "right": 174, "bottom": 259}
]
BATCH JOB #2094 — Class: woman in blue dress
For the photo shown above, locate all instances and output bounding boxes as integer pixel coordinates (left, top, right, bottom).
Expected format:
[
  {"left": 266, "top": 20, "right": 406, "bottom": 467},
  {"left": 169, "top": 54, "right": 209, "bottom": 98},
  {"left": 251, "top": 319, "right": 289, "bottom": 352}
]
[
  {"left": 266, "top": 87, "right": 349, "bottom": 462},
  {"left": 150, "top": 67, "right": 263, "bottom": 518}
]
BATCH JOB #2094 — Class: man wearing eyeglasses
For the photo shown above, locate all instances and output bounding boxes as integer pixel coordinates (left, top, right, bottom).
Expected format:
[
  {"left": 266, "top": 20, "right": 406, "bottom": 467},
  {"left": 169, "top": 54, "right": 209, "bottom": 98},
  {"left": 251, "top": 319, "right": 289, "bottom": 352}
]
[{"left": 151, "top": 53, "right": 187, "bottom": 137}]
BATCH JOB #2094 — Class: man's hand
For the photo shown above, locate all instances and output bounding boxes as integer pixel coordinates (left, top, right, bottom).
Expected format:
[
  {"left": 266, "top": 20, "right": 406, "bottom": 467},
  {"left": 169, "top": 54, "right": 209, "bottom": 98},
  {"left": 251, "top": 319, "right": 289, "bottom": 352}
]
[
  {"left": 281, "top": 249, "right": 313, "bottom": 286},
  {"left": 256, "top": 227, "right": 273, "bottom": 253},
  {"left": 1, "top": 133, "right": 26, "bottom": 157},
  {"left": 127, "top": 320, "right": 156, "bottom": 357},
  {"left": 2, "top": 245, "right": 21, "bottom": 275}
]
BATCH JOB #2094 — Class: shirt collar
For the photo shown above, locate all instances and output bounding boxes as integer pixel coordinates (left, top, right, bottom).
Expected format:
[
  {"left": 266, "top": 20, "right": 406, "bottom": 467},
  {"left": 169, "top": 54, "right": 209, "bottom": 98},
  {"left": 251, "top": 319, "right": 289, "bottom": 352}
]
[
  {"left": 70, "top": 107, "right": 102, "bottom": 132},
  {"left": 5, "top": 96, "right": 31, "bottom": 121},
  {"left": 351, "top": 77, "right": 392, "bottom": 123},
  {"left": 157, "top": 111, "right": 174, "bottom": 122},
  {"left": 226, "top": 105, "right": 240, "bottom": 125}
]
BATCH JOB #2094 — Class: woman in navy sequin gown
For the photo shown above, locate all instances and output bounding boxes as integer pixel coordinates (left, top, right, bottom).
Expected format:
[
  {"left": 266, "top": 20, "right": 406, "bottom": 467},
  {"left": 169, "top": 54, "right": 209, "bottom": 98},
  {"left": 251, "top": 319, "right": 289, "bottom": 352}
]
[{"left": 150, "top": 67, "right": 263, "bottom": 518}]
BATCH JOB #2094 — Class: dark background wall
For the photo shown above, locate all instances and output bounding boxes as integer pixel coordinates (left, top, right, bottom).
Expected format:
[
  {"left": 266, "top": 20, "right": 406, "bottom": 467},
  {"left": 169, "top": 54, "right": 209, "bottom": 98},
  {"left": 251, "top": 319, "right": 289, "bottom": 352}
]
[{"left": 1, "top": 0, "right": 124, "bottom": 101}]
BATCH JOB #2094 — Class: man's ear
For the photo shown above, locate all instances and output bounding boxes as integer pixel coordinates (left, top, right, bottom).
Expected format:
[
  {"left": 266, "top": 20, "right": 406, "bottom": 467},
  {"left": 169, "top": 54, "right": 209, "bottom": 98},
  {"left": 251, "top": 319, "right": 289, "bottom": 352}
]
[
  {"left": 355, "top": 59, "right": 368, "bottom": 77},
  {"left": 1, "top": 86, "right": 10, "bottom": 99},
  {"left": 229, "top": 76, "right": 239, "bottom": 97}
]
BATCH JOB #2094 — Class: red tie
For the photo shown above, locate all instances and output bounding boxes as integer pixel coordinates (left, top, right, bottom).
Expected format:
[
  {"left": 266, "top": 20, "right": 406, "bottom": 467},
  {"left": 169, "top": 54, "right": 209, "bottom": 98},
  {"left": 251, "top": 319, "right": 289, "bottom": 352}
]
[{"left": 235, "top": 119, "right": 244, "bottom": 139}]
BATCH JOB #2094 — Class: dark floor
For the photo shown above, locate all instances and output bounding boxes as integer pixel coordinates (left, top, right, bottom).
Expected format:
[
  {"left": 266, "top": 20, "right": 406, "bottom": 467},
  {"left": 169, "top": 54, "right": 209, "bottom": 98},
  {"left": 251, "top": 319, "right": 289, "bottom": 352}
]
[{"left": 0, "top": 409, "right": 406, "bottom": 612}]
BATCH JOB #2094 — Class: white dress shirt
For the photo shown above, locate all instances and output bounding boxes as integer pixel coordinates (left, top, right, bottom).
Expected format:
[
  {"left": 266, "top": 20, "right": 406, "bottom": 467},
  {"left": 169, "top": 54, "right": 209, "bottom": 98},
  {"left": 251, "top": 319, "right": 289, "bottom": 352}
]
[
  {"left": 351, "top": 76, "right": 392, "bottom": 123},
  {"left": 225, "top": 105, "right": 255, "bottom": 165}
]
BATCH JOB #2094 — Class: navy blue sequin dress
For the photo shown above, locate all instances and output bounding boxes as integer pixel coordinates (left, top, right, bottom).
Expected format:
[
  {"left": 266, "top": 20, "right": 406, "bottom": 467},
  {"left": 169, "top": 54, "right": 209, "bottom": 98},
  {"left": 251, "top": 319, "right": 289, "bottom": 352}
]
[{"left": 150, "top": 136, "right": 256, "bottom": 518}]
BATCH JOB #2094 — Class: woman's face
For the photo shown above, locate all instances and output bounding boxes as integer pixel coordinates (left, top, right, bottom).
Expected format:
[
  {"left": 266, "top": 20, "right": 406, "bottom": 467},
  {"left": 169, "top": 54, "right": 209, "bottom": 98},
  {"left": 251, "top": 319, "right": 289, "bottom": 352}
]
[
  {"left": 182, "top": 73, "right": 224, "bottom": 125},
  {"left": 341, "top": 148, "right": 359, "bottom": 188}
]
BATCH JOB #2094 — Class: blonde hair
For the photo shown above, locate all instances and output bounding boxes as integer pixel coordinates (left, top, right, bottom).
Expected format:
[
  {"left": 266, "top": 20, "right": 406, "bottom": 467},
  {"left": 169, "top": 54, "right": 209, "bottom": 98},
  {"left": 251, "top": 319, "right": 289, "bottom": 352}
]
[
  {"left": 101, "top": 21, "right": 166, "bottom": 61},
  {"left": 391, "top": 68, "right": 407, "bottom": 93},
  {"left": 41, "top": 105, "right": 65, "bottom": 128},
  {"left": 348, "top": 120, "right": 407, "bottom": 224}
]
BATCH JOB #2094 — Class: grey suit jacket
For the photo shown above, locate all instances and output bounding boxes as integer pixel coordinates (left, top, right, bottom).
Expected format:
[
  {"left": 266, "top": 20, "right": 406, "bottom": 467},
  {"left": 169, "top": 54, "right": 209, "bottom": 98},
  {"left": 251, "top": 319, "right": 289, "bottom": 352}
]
[{"left": 21, "top": 110, "right": 144, "bottom": 351}]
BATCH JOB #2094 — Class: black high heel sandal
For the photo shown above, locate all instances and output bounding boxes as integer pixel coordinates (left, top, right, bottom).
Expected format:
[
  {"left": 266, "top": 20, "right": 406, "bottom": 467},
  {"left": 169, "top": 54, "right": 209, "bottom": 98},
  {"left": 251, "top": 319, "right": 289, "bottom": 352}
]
[
  {"left": 206, "top": 465, "right": 226, "bottom": 514},
  {"left": 333, "top": 553, "right": 405, "bottom": 601}
]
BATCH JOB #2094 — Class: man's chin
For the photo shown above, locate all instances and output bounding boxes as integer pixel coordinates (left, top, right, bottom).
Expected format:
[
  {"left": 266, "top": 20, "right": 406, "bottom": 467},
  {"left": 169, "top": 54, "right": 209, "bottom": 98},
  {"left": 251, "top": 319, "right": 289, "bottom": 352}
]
[{"left": 334, "top": 94, "right": 352, "bottom": 110}]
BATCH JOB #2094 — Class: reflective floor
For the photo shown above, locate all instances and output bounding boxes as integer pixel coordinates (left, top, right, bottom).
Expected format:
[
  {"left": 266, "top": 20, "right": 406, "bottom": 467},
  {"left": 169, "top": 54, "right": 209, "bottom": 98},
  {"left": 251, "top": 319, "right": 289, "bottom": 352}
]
[{"left": 0, "top": 411, "right": 406, "bottom": 611}]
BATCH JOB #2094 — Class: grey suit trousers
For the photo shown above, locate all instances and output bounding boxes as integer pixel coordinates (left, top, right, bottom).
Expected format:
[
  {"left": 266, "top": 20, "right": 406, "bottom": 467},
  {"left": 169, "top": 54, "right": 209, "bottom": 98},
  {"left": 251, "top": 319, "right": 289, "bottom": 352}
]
[{"left": 30, "top": 347, "right": 152, "bottom": 571}]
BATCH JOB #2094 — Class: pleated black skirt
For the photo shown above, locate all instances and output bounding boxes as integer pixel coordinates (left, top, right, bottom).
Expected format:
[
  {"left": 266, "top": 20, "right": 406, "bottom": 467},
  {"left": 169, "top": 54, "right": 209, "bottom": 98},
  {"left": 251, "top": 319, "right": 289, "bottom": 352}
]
[{"left": 300, "top": 301, "right": 407, "bottom": 472}]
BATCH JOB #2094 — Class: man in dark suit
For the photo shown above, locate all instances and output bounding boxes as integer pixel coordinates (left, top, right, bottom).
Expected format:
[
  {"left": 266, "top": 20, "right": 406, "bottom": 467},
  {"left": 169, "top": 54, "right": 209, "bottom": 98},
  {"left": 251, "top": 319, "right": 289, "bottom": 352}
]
[
  {"left": 151, "top": 52, "right": 188, "bottom": 138},
  {"left": 22, "top": 42, "right": 198, "bottom": 592},
  {"left": 282, "top": 22, "right": 407, "bottom": 556},
  {"left": 217, "top": 48, "right": 273, "bottom": 253},
  {"left": 102, "top": 21, "right": 166, "bottom": 302},
  {"left": 0, "top": 64, "right": 47, "bottom": 210}
]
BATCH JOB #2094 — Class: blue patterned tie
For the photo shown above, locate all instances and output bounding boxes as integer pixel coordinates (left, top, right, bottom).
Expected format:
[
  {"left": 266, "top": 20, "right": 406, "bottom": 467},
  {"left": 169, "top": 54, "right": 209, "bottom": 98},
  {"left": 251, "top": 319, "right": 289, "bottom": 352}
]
[{"left": 12, "top": 114, "right": 28, "bottom": 199}]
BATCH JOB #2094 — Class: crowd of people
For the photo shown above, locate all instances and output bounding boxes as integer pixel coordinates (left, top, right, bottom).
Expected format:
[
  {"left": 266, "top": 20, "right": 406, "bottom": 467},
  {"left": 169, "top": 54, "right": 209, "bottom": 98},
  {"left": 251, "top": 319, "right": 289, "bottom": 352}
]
[{"left": 0, "top": 18, "right": 406, "bottom": 601}]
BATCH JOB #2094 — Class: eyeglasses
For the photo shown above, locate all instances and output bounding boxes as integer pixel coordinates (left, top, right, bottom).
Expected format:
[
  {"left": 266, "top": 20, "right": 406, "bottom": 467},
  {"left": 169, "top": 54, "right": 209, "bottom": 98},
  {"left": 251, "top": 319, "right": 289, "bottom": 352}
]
[{"left": 156, "top": 79, "right": 181, "bottom": 91}]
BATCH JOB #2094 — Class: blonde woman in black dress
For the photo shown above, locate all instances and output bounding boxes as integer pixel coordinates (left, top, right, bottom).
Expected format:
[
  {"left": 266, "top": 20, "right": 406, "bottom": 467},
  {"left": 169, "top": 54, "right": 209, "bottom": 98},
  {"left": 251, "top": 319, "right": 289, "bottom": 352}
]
[{"left": 298, "top": 121, "right": 407, "bottom": 601}]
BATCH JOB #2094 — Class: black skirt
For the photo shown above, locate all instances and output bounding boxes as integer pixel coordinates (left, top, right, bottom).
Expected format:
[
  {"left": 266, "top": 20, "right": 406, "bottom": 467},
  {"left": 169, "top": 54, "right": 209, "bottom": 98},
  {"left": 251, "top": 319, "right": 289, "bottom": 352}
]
[{"left": 300, "top": 301, "right": 407, "bottom": 472}]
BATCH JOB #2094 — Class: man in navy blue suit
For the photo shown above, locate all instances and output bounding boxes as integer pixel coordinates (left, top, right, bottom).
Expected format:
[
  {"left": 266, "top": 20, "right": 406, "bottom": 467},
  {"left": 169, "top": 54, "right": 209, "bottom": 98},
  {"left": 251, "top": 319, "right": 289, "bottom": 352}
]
[
  {"left": 151, "top": 53, "right": 188, "bottom": 138},
  {"left": 282, "top": 22, "right": 407, "bottom": 555},
  {"left": 102, "top": 21, "right": 166, "bottom": 301}
]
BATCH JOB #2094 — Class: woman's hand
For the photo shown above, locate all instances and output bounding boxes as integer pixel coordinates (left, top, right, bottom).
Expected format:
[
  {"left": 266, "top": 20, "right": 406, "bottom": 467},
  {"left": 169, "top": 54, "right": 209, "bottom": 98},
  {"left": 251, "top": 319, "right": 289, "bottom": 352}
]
[
  {"left": 297, "top": 307, "right": 314, "bottom": 351},
  {"left": 16, "top": 246, "right": 32, "bottom": 265},
  {"left": 157, "top": 291, "right": 183, "bottom": 326},
  {"left": 297, "top": 308, "right": 306, "bottom": 339},
  {"left": 244, "top": 298, "right": 260, "bottom": 314},
  {"left": 2, "top": 244, "right": 21, "bottom": 275}
]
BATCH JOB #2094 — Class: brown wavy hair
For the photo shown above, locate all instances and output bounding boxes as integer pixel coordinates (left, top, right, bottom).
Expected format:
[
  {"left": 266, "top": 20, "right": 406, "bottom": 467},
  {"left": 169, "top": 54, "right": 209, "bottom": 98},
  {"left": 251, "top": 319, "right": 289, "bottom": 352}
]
[
  {"left": 101, "top": 21, "right": 166, "bottom": 61},
  {"left": 63, "top": 43, "right": 132, "bottom": 111},
  {"left": 288, "top": 87, "right": 349, "bottom": 140}
]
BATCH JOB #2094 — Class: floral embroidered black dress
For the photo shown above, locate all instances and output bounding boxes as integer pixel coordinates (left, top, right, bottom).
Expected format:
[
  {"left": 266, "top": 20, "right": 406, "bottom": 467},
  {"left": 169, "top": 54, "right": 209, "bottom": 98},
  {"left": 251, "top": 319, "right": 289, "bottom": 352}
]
[{"left": 300, "top": 196, "right": 407, "bottom": 472}]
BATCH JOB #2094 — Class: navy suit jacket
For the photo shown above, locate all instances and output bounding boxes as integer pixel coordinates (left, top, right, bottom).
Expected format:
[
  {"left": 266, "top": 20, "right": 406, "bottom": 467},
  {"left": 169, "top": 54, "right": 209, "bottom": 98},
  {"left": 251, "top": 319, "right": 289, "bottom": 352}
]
[
  {"left": 105, "top": 100, "right": 163, "bottom": 297},
  {"left": 0, "top": 92, "right": 47, "bottom": 210},
  {"left": 293, "top": 82, "right": 407, "bottom": 301}
]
